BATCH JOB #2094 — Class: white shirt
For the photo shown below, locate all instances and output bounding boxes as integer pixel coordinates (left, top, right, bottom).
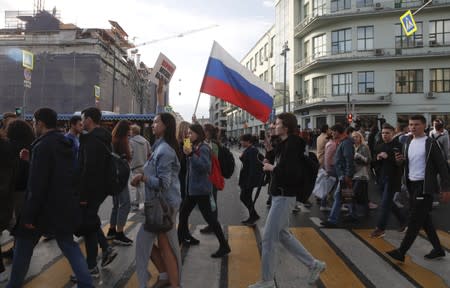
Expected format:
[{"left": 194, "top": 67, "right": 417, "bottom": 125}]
[{"left": 408, "top": 136, "right": 427, "bottom": 181}]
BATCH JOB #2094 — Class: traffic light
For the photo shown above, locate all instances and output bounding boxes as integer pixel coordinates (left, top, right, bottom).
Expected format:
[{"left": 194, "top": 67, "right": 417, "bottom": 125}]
[
  {"left": 347, "top": 113, "right": 353, "bottom": 123},
  {"left": 15, "top": 107, "right": 22, "bottom": 117}
]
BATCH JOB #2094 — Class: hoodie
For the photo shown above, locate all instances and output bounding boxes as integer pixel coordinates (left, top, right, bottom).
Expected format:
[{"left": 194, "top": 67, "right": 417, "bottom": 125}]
[{"left": 130, "top": 134, "right": 151, "bottom": 173}]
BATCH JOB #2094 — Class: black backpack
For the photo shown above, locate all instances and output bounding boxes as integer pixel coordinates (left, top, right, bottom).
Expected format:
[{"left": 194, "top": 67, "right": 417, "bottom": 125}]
[
  {"left": 96, "top": 140, "right": 131, "bottom": 196},
  {"left": 218, "top": 145, "right": 235, "bottom": 179},
  {"left": 297, "top": 151, "right": 320, "bottom": 203}
]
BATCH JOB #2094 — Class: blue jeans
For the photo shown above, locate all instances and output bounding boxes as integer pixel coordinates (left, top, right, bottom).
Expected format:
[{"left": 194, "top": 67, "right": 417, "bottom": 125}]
[
  {"left": 110, "top": 186, "right": 131, "bottom": 227},
  {"left": 7, "top": 234, "right": 93, "bottom": 288},
  {"left": 261, "top": 196, "right": 315, "bottom": 281},
  {"left": 376, "top": 176, "right": 407, "bottom": 230},
  {"left": 328, "top": 180, "right": 342, "bottom": 224}
]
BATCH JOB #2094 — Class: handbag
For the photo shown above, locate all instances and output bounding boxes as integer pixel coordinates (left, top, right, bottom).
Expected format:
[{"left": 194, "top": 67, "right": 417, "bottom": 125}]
[
  {"left": 143, "top": 191, "right": 173, "bottom": 233},
  {"left": 340, "top": 180, "right": 354, "bottom": 204}
]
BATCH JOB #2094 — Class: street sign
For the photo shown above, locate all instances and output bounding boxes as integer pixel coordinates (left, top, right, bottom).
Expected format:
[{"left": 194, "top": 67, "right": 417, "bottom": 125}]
[
  {"left": 24, "top": 68, "right": 32, "bottom": 81},
  {"left": 22, "top": 50, "right": 34, "bottom": 70},
  {"left": 23, "top": 80, "right": 32, "bottom": 89},
  {"left": 400, "top": 10, "right": 417, "bottom": 36}
]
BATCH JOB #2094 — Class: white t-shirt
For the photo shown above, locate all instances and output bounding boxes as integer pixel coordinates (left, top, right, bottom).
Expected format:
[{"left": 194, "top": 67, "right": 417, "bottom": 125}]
[{"left": 408, "top": 136, "right": 427, "bottom": 181}]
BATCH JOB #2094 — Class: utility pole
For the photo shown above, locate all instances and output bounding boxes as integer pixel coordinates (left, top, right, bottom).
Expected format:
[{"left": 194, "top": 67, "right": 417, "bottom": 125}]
[{"left": 280, "top": 42, "right": 290, "bottom": 113}]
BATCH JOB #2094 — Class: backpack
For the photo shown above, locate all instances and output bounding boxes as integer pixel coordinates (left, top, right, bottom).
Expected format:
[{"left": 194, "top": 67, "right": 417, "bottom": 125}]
[
  {"left": 297, "top": 151, "right": 320, "bottom": 203},
  {"left": 96, "top": 139, "right": 131, "bottom": 196},
  {"left": 218, "top": 145, "right": 235, "bottom": 179}
]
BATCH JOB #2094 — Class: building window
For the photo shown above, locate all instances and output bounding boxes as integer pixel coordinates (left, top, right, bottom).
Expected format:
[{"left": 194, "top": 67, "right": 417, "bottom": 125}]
[
  {"left": 270, "top": 36, "right": 275, "bottom": 57},
  {"left": 259, "top": 48, "right": 264, "bottom": 63},
  {"left": 357, "top": 26, "right": 374, "bottom": 51},
  {"left": 255, "top": 52, "right": 258, "bottom": 67},
  {"left": 429, "top": 19, "right": 450, "bottom": 46},
  {"left": 313, "top": 0, "right": 326, "bottom": 16},
  {"left": 356, "top": 0, "right": 373, "bottom": 7},
  {"left": 304, "top": 79, "right": 310, "bottom": 98},
  {"left": 264, "top": 71, "right": 268, "bottom": 82},
  {"left": 331, "top": 0, "right": 351, "bottom": 12},
  {"left": 332, "top": 28, "right": 352, "bottom": 54},
  {"left": 304, "top": 40, "right": 310, "bottom": 59},
  {"left": 313, "top": 76, "right": 326, "bottom": 98},
  {"left": 264, "top": 43, "right": 268, "bottom": 58},
  {"left": 396, "top": 70, "right": 423, "bottom": 93},
  {"left": 395, "top": 22, "right": 423, "bottom": 48},
  {"left": 430, "top": 68, "right": 450, "bottom": 92},
  {"left": 270, "top": 65, "right": 275, "bottom": 82},
  {"left": 313, "top": 34, "right": 326, "bottom": 58},
  {"left": 304, "top": 2, "right": 310, "bottom": 18},
  {"left": 332, "top": 72, "right": 352, "bottom": 95},
  {"left": 249, "top": 59, "right": 253, "bottom": 71},
  {"left": 358, "top": 71, "right": 374, "bottom": 93}
]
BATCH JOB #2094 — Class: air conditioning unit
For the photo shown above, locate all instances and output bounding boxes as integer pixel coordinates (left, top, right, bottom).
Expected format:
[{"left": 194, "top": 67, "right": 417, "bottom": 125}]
[
  {"left": 425, "top": 92, "right": 436, "bottom": 99},
  {"left": 395, "top": 48, "right": 402, "bottom": 55},
  {"left": 374, "top": 2, "right": 383, "bottom": 9},
  {"left": 366, "top": 87, "right": 375, "bottom": 93},
  {"left": 416, "top": 40, "right": 424, "bottom": 47},
  {"left": 375, "top": 48, "right": 385, "bottom": 56},
  {"left": 429, "top": 40, "right": 438, "bottom": 47}
]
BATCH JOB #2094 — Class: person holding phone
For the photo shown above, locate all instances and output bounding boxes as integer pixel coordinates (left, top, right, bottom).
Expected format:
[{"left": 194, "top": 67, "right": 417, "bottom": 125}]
[{"left": 370, "top": 123, "right": 407, "bottom": 238}]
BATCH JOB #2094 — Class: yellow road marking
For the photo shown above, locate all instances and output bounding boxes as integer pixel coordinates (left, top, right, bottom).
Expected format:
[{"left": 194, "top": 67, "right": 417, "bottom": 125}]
[
  {"left": 228, "top": 226, "right": 261, "bottom": 288},
  {"left": 290, "top": 227, "right": 365, "bottom": 288},
  {"left": 24, "top": 222, "right": 133, "bottom": 288},
  {"left": 354, "top": 229, "right": 447, "bottom": 288}
]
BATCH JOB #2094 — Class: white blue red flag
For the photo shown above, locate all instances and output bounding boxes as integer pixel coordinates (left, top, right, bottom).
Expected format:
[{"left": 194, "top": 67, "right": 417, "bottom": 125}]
[{"left": 200, "top": 41, "right": 274, "bottom": 123}]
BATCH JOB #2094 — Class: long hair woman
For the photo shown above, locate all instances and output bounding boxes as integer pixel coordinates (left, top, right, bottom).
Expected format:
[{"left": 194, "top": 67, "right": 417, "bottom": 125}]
[
  {"left": 176, "top": 121, "right": 190, "bottom": 200},
  {"left": 132, "top": 113, "right": 182, "bottom": 288},
  {"left": 177, "top": 123, "right": 231, "bottom": 258},
  {"left": 108, "top": 120, "right": 133, "bottom": 245}
]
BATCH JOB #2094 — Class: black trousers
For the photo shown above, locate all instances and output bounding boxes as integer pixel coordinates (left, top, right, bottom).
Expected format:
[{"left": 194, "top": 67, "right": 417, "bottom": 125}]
[
  {"left": 399, "top": 181, "right": 442, "bottom": 254},
  {"left": 240, "top": 187, "right": 256, "bottom": 215},
  {"left": 178, "top": 195, "right": 227, "bottom": 248}
]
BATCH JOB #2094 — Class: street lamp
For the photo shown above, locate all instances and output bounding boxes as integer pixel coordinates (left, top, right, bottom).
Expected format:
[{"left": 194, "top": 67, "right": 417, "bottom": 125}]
[{"left": 280, "top": 41, "right": 290, "bottom": 113}]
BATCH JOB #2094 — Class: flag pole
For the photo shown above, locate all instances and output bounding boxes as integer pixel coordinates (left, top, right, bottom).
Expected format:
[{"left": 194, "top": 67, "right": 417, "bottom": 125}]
[
  {"left": 193, "top": 91, "right": 201, "bottom": 118},
  {"left": 193, "top": 41, "right": 216, "bottom": 121}
]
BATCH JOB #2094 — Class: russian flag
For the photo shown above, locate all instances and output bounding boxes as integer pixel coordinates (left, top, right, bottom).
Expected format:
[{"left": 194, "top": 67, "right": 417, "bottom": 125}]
[{"left": 200, "top": 41, "right": 274, "bottom": 123}]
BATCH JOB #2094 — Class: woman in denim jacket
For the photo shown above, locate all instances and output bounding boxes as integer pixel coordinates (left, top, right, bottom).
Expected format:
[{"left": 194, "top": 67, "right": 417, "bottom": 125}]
[
  {"left": 132, "top": 113, "right": 182, "bottom": 288},
  {"left": 177, "top": 124, "right": 231, "bottom": 258}
]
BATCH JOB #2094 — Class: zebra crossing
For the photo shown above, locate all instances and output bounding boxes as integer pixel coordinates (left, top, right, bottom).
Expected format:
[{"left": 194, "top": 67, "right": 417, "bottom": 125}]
[{"left": 1, "top": 215, "right": 449, "bottom": 288}]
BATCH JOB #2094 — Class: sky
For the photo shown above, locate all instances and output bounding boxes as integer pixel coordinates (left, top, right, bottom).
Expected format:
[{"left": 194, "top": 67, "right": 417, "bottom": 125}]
[{"left": 0, "top": 0, "right": 275, "bottom": 120}]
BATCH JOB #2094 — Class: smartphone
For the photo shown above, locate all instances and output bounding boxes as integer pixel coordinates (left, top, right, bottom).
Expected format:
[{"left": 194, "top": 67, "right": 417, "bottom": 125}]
[
  {"left": 183, "top": 138, "right": 192, "bottom": 150},
  {"left": 393, "top": 147, "right": 401, "bottom": 154}
]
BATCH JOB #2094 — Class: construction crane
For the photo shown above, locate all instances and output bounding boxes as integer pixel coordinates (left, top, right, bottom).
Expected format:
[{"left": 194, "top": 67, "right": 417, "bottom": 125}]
[{"left": 129, "top": 24, "right": 219, "bottom": 54}]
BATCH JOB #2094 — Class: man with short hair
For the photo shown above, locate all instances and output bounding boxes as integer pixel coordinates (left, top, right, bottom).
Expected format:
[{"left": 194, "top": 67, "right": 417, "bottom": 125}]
[
  {"left": 7, "top": 108, "right": 93, "bottom": 288},
  {"left": 429, "top": 119, "right": 449, "bottom": 159},
  {"left": 370, "top": 123, "right": 407, "bottom": 238},
  {"left": 129, "top": 124, "right": 151, "bottom": 211},
  {"left": 387, "top": 115, "right": 450, "bottom": 262},
  {"left": 77, "top": 107, "right": 117, "bottom": 278},
  {"left": 321, "top": 124, "right": 355, "bottom": 228}
]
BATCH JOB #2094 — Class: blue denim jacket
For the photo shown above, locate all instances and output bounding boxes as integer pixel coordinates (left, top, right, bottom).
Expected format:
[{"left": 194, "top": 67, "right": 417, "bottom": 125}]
[
  {"left": 186, "top": 143, "right": 212, "bottom": 196},
  {"left": 143, "top": 138, "right": 181, "bottom": 209}
]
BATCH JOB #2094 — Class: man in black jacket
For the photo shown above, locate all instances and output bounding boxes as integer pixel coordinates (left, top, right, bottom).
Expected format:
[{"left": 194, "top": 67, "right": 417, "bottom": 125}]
[
  {"left": 7, "top": 108, "right": 93, "bottom": 288},
  {"left": 76, "top": 107, "right": 116, "bottom": 278},
  {"left": 387, "top": 115, "right": 450, "bottom": 262},
  {"left": 239, "top": 134, "right": 263, "bottom": 226}
]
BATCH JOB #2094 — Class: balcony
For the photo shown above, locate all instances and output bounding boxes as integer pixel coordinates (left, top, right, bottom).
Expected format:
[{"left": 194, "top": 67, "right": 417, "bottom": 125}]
[
  {"left": 293, "top": 92, "right": 392, "bottom": 111},
  {"left": 295, "top": 46, "right": 450, "bottom": 74},
  {"left": 295, "top": 0, "right": 450, "bottom": 38}
]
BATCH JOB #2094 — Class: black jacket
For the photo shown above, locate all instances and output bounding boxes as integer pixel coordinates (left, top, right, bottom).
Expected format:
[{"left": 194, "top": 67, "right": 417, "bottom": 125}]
[
  {"left": 403, "top": 135, "right": 449, "bottom": 195},
  {"left": 0, "top": 138, "right": 16, "bottom": 231},
  {"left": 18, "top": 130, "right": 80, "bottom": 236},
  {"left": 239, "top": 145, "right": 263, "bottom": 189},
  {"left": 79, "top": 127, "right": 112, "bottom": 208},
  {"left": 373, "top": 139, "right": 403, "bottom": 192},
  {"left": 270, "top": 135, "right": 306, "bottom": 197}
]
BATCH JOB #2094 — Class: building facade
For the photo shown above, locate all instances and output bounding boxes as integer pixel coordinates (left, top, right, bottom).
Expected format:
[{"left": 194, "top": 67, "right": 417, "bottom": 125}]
[
  {"left": 225, "top": 25, "right": 277, "bottom": 138},
  {"left": 278, "top": 0, "right": 450, "bottom": 129},
  {"left": 0, "top": 10, "right": 156, "bottom": 115}
]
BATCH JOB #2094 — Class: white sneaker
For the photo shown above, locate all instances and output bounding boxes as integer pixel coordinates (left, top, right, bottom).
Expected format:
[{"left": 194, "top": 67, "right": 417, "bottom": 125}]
[
  {"left": 308, "top": 260, "right": 326, "bottom": 284},
  {"left": 248, "top": 280, "right": 275, "bottom": 288}
]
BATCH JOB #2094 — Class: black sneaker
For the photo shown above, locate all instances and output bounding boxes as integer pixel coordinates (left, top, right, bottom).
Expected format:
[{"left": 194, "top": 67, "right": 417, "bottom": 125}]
[
  {"left": 424, "top": 249, "right": 445, "bottom": 260},
  {"left": 386, "top": 249, "right": 405, "bottom": 262},
  {"left": 242, "top": 214, "right": 260, "bottom": 226},
  {"left": 101, "top": 248, "right": 118, "bottom": 267},
  {"left": 113, "top": 232, "right": 133, "bottom": 246},
  {"left": 211, "top": 245, "right": 231, "bottom": 258},
  {"left": 70, "top": 266, "right": 100, "bottom": 283},
  {"left": 320, "top": 220, "right": 338, "bottom": 228},
  {"left": 106, "top": 228, "right": 116, "bottom": 240},
  {"left": 181, "top": 235, "right": 200, "bottom": 246},
  {"left": 199, "top": 225, "right": 214, "bottom": 234}
]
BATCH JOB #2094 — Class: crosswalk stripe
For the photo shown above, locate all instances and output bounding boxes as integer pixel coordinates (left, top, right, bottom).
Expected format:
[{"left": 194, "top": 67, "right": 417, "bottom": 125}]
[
  {"left": 228, "top": 226, "right": 261, "bottom": 288},
  {"left": 24, "top": 221, "right": 134, "bottom": 288},
  {"left": 290, "top": 227, "right": 365, "bottom": 288},
  {"left": 353, "top": 229, "right": 448, "bottom": 288}
]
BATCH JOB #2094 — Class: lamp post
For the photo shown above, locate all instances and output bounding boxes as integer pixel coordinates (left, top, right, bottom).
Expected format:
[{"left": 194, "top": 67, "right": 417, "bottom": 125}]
[{"left": 280, "top": 41, "right": 290, "bottom": 113}]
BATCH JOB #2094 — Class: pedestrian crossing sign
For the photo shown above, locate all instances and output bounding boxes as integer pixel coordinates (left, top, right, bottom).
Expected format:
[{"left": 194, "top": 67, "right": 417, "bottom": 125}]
[{"left": 400, "top": 10, "right": 417, "bottom": 36}]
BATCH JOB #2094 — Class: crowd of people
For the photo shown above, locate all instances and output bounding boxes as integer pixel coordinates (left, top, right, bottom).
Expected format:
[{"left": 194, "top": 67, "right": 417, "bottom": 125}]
[{"left": 0, "top": 107, "right": 449, "bottom": 288}]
